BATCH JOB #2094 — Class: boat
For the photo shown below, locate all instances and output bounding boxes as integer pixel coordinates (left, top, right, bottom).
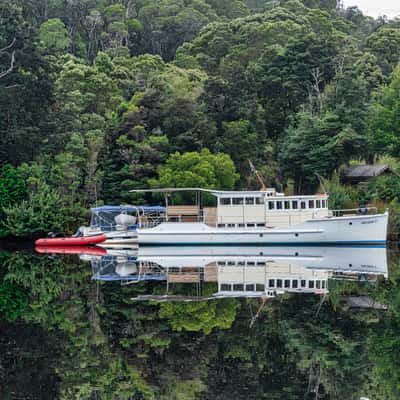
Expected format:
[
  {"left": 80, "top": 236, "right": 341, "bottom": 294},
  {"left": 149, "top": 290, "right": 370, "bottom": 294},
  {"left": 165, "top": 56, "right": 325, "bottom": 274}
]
[
  {"left": 35, "top": 245, "right": 107, "bottom": 256},
  {"left": 35, "top": 234, "right": 106, "bottom": 246},
  {"left": 129, "top": 187, "right": 388, "bottom": 246},
  {"left": 87, "top": 245, "right": 387, "bottom": 299},
  {"left": 76, "top": 205, "right": 165, "bottom": 246}
]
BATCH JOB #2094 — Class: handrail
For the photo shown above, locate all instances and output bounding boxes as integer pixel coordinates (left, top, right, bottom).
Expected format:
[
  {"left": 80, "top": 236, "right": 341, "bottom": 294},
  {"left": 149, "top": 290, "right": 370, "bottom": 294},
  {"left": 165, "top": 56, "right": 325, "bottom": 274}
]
[
  {"left": 329, "top": 207, "right": 377, "bottom": 213},
  {"left": 328, "top": 207, "right": 378, "bottom": 217}
]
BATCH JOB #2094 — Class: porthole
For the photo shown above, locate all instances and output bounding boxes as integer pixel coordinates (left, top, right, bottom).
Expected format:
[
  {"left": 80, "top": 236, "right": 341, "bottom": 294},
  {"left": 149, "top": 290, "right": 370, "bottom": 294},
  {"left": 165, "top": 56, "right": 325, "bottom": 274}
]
[
  {"left": 259, "top": 233, "right": 263, "bottom": 238},
  {"left": 349, "top": 222, "right": 353, "bottom": 225},
  {"left": 295, "top": 233, "right": 299, "bottom": 237}
]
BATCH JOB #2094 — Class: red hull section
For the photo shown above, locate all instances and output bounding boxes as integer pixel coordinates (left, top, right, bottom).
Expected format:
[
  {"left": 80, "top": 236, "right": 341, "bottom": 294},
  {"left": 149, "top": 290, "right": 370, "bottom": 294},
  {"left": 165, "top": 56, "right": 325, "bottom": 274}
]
[
  {"left": 35, "top": 234, "right": 106, "bottom": 246},
  {"left": 35, "top": 245, "right": 107, "bottom": 256}
]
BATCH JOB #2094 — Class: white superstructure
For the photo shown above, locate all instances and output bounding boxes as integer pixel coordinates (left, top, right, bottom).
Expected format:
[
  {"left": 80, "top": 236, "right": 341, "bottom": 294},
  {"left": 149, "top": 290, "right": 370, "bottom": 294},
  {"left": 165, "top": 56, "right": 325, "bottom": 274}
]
[{"left": 131, "top": 188, "right": 388, "bottom": 246}]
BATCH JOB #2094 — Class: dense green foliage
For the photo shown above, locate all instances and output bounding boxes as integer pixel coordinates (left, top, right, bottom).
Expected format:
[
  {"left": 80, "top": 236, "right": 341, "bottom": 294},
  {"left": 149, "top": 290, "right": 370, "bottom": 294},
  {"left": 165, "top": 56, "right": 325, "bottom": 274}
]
[{"left": 0, "top": 1, "right": 399, "bottom": 234}]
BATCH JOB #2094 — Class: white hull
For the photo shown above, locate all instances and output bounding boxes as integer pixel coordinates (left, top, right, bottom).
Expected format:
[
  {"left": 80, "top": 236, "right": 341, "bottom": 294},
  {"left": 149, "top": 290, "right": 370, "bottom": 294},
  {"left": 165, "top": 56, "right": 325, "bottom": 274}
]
[
  {"left": 82, "top": 228, "right": 138, "bottom": 245},
  {"left": 137, "top": 212, "right": 388, "bottom": 245},
  {"left": 137, "top": 245, "right": 387, "bottom": 276}
]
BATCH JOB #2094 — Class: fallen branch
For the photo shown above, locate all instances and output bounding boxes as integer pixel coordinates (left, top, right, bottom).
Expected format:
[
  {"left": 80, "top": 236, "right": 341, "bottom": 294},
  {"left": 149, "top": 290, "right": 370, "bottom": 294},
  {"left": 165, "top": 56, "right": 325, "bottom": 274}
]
[{"left": 0, "top": 38, "right": 16, "bottom": 79}]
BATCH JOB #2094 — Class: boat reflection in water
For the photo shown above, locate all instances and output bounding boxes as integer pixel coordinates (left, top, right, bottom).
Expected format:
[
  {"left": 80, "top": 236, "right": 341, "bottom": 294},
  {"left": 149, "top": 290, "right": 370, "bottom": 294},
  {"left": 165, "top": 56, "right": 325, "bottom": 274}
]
[{"left": 85, "top": 246, "right": 388, "bottom": 301}]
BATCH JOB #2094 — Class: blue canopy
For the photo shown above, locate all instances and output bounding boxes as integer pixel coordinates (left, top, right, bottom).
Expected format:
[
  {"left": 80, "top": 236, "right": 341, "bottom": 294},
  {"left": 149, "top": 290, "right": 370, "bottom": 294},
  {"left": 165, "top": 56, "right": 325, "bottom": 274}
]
[{"left": 90, "top": 205, "right": 165, "bottom": 213}]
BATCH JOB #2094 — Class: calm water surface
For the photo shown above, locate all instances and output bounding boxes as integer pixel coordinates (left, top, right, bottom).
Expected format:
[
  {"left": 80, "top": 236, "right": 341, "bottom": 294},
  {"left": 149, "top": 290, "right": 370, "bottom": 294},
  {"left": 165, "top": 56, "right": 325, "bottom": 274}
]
[{"left": 0, "top": 245, "right": 398, "bottom": 399}]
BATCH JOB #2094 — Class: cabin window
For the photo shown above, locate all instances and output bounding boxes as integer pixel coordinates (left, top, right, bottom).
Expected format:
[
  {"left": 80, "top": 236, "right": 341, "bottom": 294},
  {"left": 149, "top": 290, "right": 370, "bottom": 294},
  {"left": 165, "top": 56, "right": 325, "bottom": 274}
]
[
  {"left": 316, "top": 280, "right": 321, "bottom": 289},
  {"left": 217, "top": 261, "right": 226, "bottom": 266},
  {"left": 316, "top": 199, "right": 321, "bottom": 208},
  {"left": 322, "top": 200, "right": 327, "bottom": 208},
  {"left": 256, "top": 284, "right": 265, "bottom": 291},
  {"left": 218, "top": 223, "right": 225, "bottom": 227},
  {"left": 233, "top": 198, "right": 244, "bottom": 205},
  {"left": 292, "top": 201, "right": 298, "bottom": 209},
  {"left": 276, "top": 201, "right": 283, "bottom": 210},
  {"left": 238, "top": 223, "right": 245, "bottom": 227},
  {"left": 284, "top": 201, "right": 290, "bottom": 210},
  {"left": 276, "top": 279, "right": 283, "bottom": 288},
  {"left": 247, "top": 223, "right": 255, "bottom": 228},
  {"left": 268, "top": 201, "right": 275, "bottom": 210},
  {"left": 227, "top": 261, "right": 235, "bottom": 266},
  {"left": 257, "top": 261, "right": 266, "bottom": 266},
  {"left": 247, "top": 261, "right": 255, "bottom": 266},
  {"left": 301, "top": 201, "right": 306, "bottom": 209},
  {"left": 309, "top": 200, "right": 315, "bottom": 209},
  {"left": 308, "top": 280, "right": 315, "bottom": 289},
  {"left": 221, "top": 284, "right": 231, "bottom": 291},
  {"left": 257, "top": 223, "right": 265, "bottom": 227},
  {"left": 322, "top": 281, "right": 326, "bottom": 289},
  {"left": 220, "top": 198, "right": 231, "bottom": 205},
  {"left": 227, "top": 223, "right": 235, "bottom": 228},
  {"left": 301, "top": 280, "right": 306, "bottom": 287},
  {"left": 268, "top": 279, "right": 275, "bottom": 288},
  {"left": 245, "top": 197, "right": 255, "bottom": 205},
  {"left": 237, "top": 261, "right": 245, "bottom": 266},
  {"left": 246, "top": 284, "right": 254, "bottom": 291},
  {"left": 292, "top": 280, "right": 298, "bottom": 288},
  {"left": 256, "top": 197, "right": 264, "bottom": 205},
  {"left": 233, "top": 284, "right": 244, "bottom": 291},
  {"left": 284, "top": 279, "right": 291, "bottom": 288}
]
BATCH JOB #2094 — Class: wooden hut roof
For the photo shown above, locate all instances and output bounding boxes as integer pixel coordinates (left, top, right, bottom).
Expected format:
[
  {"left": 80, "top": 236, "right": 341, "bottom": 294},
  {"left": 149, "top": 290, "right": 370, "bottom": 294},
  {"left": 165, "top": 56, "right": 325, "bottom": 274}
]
[{"left": 342, "top": 164, "right": 391, "bottom": 179}]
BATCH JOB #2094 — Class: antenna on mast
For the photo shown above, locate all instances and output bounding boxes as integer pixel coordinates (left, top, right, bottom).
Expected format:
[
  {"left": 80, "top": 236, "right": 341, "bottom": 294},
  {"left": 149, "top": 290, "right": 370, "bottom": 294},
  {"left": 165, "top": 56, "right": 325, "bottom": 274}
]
[{"left": 248, "top": 160, "right": 267, "bottom": 191}]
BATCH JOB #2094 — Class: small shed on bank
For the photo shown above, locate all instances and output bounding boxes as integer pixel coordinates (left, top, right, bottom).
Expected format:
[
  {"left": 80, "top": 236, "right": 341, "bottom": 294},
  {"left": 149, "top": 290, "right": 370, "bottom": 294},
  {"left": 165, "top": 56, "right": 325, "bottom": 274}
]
[{"left": 341, "top": 164, "right": 392, "bottom": 185}]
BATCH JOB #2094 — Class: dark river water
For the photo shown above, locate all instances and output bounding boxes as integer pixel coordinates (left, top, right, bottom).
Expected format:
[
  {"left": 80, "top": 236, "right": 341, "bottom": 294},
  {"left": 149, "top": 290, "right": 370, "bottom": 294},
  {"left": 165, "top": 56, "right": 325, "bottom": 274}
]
[{"left": 0, "top": 244, "right": 398, "bottom": 400}]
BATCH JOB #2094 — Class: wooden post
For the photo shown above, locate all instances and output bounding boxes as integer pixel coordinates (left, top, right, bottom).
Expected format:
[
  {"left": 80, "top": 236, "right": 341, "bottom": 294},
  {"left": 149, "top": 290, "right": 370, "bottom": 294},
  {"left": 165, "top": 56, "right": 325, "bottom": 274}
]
[{"left": 164, "top": 193, "right": 169, "bottom": 222}]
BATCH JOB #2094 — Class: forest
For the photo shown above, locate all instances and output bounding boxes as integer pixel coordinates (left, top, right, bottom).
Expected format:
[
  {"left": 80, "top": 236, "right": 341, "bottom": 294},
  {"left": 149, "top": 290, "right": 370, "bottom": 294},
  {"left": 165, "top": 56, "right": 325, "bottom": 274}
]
[{"left": 0, "top": 0, "right": 400, "bottom": 236}]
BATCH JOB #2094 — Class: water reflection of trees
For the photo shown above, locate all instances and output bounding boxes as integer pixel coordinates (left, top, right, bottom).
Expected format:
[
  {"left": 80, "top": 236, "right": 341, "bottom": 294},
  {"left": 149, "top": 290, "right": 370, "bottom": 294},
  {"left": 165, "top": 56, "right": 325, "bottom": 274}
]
[{"left": 0, "top": 251, "right": 400, "bottom": 399}]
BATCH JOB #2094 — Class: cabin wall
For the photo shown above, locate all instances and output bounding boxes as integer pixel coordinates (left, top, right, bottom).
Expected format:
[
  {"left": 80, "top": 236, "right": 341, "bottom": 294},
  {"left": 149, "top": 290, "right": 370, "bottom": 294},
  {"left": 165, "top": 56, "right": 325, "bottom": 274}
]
[
  {"left": 265, "top": 210, "right": 329, "bottom": 227},
  {"left": 218, "top": 205, "right": 265, "bottom": 224},
  {"left": 217, "top": 264, "right": 330, "bottom": 293},
  {"left": 217, "top": 206, "right": 329, "bottom": 227}
]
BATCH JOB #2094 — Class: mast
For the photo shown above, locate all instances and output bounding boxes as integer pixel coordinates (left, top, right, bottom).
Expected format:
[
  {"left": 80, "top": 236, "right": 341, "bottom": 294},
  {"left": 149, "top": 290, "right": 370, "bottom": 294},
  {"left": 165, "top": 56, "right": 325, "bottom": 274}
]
[{"left": 248, "top": 160, "right": 267, "bottom": 191}]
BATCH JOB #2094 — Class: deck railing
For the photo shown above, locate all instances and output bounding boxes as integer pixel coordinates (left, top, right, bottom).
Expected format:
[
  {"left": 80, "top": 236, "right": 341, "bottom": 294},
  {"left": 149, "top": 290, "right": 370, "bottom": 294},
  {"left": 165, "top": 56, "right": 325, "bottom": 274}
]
[
  {"left": 136, "top": 206, "right": 380, "bottom": 229},
  {"left": 328, "top": 207, "right": 377, "bottom": 217}
]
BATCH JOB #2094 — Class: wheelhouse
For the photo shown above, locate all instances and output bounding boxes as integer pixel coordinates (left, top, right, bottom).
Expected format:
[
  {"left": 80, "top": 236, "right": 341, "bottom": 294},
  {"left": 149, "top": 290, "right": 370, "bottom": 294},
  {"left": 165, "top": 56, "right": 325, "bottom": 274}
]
[{"left": 215, "top": 191, "right": 329, "bottom": 227}]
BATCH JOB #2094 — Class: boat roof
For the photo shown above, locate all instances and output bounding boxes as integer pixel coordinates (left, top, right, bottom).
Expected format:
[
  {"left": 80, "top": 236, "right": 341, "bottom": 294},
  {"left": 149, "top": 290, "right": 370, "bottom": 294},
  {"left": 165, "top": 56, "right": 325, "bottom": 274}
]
[
  {"left": 129, "top": 187, "right": 277, "bottom": 195},
  {"left": 92, "top": 274, "right": 166, "bottom": 281},
  {"left": 128, "top": 187, "right": 329, "bottom": 198},
  {"left": 90, "top": 205, "right": 165, "bottom": 213}
]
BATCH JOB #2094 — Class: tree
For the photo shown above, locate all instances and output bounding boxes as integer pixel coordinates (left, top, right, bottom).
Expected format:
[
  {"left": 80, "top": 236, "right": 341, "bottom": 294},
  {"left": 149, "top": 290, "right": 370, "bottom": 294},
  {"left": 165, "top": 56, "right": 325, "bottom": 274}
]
[
  {"left": 369, "top": 65, "right": 400, "bottom": 157},
  {"left": 280, "top": 111, "right": 363, "bottom": 193},
  {"left": 0, "top": 164, "right": 27, "bottom": 236},
  {"left": 39, "top": 18, "right": 71, "bottom": 54},
  {"left": 150, "top": 148, "right": 239, "bottom": 191},
  {"left": 218, "top": 120, "right": 258, "bottom": 176},
  {"left": 159, "top": 299, "right": 240, "bottom": 334},
  {"left": 3, "top": 180, "right": 65, "bottom": 236},
  {"left": 365, "top": 27, "right": 400, "bottom": 76},
  {"left": 0, "top": 3, "right": 54, "bottom": 164}
]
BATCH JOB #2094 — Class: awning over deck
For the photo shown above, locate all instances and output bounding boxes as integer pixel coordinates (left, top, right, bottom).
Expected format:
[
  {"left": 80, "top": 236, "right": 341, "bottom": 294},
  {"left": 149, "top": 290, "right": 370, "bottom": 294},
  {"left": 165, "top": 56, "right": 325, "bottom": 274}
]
[{"left": 90, "top": 205, "right": 165, "bottom": 213}]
